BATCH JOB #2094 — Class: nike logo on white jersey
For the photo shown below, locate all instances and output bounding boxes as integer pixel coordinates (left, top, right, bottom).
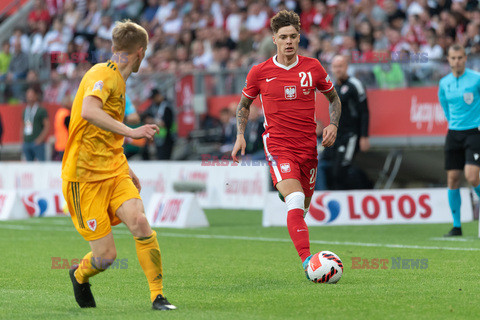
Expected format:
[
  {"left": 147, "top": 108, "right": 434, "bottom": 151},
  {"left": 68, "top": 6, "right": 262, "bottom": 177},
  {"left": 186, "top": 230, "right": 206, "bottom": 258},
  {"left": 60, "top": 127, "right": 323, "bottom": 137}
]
[
  {"left": 475, "top": 153, "right": 479, "bottom": 161},
  {"left": 266, "top": 77, "right": 277, "bottom": 82}
]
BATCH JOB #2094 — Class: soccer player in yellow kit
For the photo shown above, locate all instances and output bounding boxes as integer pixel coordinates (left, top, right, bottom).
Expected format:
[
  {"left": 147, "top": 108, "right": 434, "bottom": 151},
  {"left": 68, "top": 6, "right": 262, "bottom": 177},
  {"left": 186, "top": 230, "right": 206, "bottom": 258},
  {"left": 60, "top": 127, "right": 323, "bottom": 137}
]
[{"left": 62, "top": 20, "right": 176, "bottom": 311}]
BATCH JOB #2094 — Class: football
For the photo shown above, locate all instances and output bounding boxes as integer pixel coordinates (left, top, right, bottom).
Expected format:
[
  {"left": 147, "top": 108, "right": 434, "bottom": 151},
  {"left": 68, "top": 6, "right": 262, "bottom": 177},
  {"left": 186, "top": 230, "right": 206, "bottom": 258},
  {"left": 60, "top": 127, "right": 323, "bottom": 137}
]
[{"left": 306, "top": 251, "right": 343, "bottom": 284}]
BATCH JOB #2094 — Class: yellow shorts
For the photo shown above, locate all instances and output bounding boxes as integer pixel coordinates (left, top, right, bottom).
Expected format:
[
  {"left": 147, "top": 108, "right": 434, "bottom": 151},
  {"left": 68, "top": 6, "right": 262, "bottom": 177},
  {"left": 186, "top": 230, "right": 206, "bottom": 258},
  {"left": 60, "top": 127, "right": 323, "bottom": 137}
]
[{"left": 62, "top": 174, "right": 141, "bottom": 241}]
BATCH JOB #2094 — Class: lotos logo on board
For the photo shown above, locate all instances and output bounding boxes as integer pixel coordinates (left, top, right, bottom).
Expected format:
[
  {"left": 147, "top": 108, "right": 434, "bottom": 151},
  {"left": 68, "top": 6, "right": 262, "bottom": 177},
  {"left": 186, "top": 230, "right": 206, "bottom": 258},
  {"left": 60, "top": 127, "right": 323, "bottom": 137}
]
[
  {"left": 22, "top": 193, "right": 48, "bottom": 217},
  {"left": 21, "top": 192, "right": 64, "bottom": 217},
  {"left": 308, "top": 193, "right": 340, "bottom": 223}
]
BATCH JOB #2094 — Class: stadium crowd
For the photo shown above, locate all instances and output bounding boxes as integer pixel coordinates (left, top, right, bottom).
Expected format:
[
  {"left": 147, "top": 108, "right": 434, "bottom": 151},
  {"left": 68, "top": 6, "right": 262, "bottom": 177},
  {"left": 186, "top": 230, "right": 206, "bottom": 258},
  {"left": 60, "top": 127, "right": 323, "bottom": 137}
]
[
  {"left": 2, "top": 0, "right": 480, "bottom": 161},
  {"left": 2, "top": 0, "right": 480, "bottom": 102}
]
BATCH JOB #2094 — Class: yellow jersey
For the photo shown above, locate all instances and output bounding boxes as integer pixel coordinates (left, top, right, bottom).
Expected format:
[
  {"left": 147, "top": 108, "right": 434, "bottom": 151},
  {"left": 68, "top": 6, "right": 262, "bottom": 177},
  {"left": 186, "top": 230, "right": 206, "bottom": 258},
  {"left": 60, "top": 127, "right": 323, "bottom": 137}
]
[{"left": 62, "top": 60, "right": 128, "bottom": 182}]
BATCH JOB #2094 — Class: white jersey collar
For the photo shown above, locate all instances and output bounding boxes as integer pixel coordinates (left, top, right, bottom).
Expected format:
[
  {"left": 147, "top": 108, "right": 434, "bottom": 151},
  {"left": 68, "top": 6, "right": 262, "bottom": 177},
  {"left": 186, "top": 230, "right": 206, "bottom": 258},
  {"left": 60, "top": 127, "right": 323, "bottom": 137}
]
[{"left": 273, "top": 55, "right": 299, "bottom": 70}]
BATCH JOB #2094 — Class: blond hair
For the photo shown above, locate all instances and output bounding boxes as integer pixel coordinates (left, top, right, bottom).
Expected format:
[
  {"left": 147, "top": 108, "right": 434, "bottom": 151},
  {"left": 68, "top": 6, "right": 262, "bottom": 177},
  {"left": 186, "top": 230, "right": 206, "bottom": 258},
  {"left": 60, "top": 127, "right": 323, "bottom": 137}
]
[{"left": 111, "top": 20, "right": 149, "bottom": 53}]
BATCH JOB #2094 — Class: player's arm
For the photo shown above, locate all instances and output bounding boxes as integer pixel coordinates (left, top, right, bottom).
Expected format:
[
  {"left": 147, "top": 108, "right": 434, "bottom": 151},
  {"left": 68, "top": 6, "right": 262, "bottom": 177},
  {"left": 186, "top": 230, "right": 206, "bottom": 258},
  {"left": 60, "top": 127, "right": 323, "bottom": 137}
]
[
  {"left": 81, "top": 96, "right": 159, "bottom": 139},
  {"left": 231, "top": 95, "right": 254, "bottom": 162},
  {"left": 438, "top": 83, "right": 449, "bottom": 122},
  {"left": 322, "top": 88, "right": 341, "bottom": 147}
]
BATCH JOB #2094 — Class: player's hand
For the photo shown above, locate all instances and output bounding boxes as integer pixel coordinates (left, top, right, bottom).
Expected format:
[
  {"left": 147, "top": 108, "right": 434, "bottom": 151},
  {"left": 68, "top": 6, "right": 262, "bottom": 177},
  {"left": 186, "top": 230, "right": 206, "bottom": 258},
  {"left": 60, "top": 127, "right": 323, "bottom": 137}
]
[
  {"left": 129, "top": 167, "right": 141, "bottom": 192},
  {"left": 359, "top": 136, "right": 370, "bottom": 152},
  {"left": 322, "top": 124, "right": 337, "bottom": 147},
  {"left": 231, "top": 134, "right": 246, "bottom": 163},
  {"left": 128, "top": 124, "right": 159, "bottom": 140}
]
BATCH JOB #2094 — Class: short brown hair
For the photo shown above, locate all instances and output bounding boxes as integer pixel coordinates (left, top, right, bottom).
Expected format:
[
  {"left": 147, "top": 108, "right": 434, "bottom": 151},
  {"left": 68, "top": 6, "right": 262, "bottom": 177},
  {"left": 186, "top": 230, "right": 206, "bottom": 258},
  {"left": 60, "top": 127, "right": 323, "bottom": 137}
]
[
  {"left": 112, "top": 20, "right": 149, "bottom": 53},
  {"left": 448, "top": 44, "right": 466, "bottom": 56},
  {"left": 270, "top": 10, "right": 301, "bottom": 34}
]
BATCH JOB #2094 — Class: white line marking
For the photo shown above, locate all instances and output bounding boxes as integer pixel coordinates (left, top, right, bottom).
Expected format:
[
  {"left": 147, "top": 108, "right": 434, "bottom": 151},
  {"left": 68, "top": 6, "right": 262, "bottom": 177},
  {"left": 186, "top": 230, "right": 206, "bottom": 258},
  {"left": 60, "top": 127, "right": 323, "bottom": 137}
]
[
  {"left": 1, "top": 223, "right": 480, "bottom": 251},
  {"left": 429, "top": 237, "right": 475, "bottom": 242}
]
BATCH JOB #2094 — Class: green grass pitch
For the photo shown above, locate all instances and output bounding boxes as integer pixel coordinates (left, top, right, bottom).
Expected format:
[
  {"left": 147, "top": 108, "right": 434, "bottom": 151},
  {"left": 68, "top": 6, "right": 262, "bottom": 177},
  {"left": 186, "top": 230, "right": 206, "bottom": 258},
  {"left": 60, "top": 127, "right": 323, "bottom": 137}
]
[{"left": 1, "top": 210, "right": 480, "bottom": 320}]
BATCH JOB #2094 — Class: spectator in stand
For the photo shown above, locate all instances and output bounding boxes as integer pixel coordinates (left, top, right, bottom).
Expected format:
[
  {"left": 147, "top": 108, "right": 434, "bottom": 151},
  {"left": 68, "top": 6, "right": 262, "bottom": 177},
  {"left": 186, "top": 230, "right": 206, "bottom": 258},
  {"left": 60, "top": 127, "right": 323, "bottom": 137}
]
[
  {"left": 44, "top": 70, "right": 69, "bottom": 104},
  {"left": 28, "top": 0, "right": 51, "bottom": 32},
  {"left": 225, "top": 2, "right": 244, "bottom": 43},
  {"left": 0, "top": 42, "right": 11, "bottom": 102},
  {"left": 63, "top": 0, "right": 82, "bottom": 33},
  {"left": 152, "top": 0, "right": 175, "bottom": 30},
  {"left": 141, "top": 0, "right": 160, "bottom": 25},
  {"left": 372, "top": 59, "right": 406, "bottom": 89},
  {"left": 26, "top": 70, "right": 40, "bottom": 87},
  {"left": 421, "top": 28, "right": 444, "bottom": 60},
  {"left": 245, "top": 3, "right": 269, "bottom": 33},
  {"left": 9, "top": 28, "right": 30, "bottom": 53},
  {"left": 0, "top": 42, "right": 11, "bottom": 79},
  {"left": 162, "top": 6, "right": 183, "bottom": 37},
  {"left": 97, "top": 15, "right": 115, "bottom": 41},
  {"left": 45, "top": 0, "right": 65, "bottom": 17},
  {"left": 373, "top": 27, "right": 389, "bottom": 51},
  {"left": 30, "top": 20, "right": 49, "bottom": 54},
  {"left": 43, "top": 18, "right": 72, "bottom": 54},
  {"left": 236, "top": 27, "right": 254, "bottom": 56},
  {"left": 6, "top": 40, "right": 29, "bottom": 101},
  {"left": 141, "top": 89, "right": 175, "bottom": 160},
  {"left": 257, "top": 28, "right": 276, "bottom": 60},
  {"left": 463, "top": 22, "right": 480, "bottom": 55},
  {"left": 53, "top": 95, "right": 71, "bottom": 161},
  {"left": 22, "top": 86, "right": 50, "bottom": 161},
  {"left": 76, "top": 0, "right": 102, "bottom": 37},
  {"left": 192, "top": 40, "right": 213, "bottom": 69},
  {"left": 300, "top": 0, "right": 317, "bottom": 34}
]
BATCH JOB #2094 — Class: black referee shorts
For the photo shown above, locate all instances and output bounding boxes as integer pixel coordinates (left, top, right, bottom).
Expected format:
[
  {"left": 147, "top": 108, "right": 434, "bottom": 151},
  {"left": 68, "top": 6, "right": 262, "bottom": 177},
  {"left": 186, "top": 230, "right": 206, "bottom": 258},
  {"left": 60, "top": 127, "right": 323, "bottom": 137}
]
[{"left": 445, "top": 128, "right": 480, "bottom": 170}]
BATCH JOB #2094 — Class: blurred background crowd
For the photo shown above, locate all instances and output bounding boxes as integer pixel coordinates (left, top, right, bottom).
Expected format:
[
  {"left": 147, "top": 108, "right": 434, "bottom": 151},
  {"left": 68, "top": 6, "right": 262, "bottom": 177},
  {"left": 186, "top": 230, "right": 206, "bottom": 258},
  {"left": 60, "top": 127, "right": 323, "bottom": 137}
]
[
  {"left": 3, "top": 0, "right": 480, "bottom": 103},
  {"left": 1, "top": 0, "right": 480, "bottom": 167}
]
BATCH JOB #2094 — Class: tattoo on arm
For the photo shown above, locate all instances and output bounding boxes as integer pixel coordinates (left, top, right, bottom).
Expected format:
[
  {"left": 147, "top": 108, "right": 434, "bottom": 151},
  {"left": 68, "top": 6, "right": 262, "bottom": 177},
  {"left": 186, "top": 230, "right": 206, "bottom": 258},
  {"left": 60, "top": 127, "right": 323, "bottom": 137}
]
[
  {"left": 236, "top": 96, "right": 253, "bottom": 135},
  {"left": 324, "top": 88, "right": 341, "bottom": 126}
]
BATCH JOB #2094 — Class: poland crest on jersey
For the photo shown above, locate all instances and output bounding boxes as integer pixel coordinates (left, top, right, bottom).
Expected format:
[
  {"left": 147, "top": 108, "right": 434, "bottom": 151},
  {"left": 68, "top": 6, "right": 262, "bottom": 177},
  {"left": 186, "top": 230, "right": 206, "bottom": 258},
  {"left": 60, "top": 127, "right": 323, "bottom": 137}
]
[
  {"left": 284, "top": 86, "right": 297, "bottom": 100},
  {"left": 280, "top": 163, "right": 291, "bottom": 173},
  {"left": 464, "top": 92, "right": 474, "bottom": 105}
]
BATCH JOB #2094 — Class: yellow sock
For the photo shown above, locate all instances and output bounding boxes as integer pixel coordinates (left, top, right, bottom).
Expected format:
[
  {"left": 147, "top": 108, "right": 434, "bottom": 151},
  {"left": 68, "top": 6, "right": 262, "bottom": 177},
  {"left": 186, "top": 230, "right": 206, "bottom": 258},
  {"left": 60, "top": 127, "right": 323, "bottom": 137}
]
[
  {"left": 134, "top": 230, "right": 164, "bottom": 302},
  {"left": 74, "top": 252, "right": 105, "bottom": 284}
]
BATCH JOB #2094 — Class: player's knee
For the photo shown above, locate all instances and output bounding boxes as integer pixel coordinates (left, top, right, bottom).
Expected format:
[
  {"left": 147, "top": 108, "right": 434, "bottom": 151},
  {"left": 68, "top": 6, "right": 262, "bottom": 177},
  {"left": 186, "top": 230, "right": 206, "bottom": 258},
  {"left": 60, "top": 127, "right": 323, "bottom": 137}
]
[
  {"left": 447, "top": 175, "right": 461, "bottom": 188},
  {"left": 133, "top": 213, "right": 151, "bottom": 237},
  {"left": 285, "top": 191, "right": 305, "bottom": 212},
  {"left": 465, "top": 172, "right": 479, "bottom": 186},
  {"left": 93, "top": 248, "right": 117, "bottom": 269}
]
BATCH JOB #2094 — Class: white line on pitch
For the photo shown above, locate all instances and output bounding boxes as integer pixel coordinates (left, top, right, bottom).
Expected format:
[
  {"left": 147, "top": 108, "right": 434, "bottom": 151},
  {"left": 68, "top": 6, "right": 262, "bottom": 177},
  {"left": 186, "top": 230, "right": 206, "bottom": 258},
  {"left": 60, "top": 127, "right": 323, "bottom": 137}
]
[
  {"left": 429, "top": 237, "right": 476, "bottom": 242},
  {"left": 1, "top": 223, "right": 480, "bottom": 252}
]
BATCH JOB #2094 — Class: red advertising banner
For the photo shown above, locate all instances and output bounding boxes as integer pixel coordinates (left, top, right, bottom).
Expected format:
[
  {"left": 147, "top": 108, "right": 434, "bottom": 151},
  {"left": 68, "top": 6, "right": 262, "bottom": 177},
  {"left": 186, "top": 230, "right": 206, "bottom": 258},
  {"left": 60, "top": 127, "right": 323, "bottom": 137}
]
[
  {"left": 0, "top": 103, "right": 58, "bottom": 144},
  {"left": 0, "top": 86, "right": 447, "bottom": 145},
  {"left": 207, "top": 86, "right": 448, "bottom": 137},
  {"left": 175, "top": 75, "right": 195, "bottom": 138}
]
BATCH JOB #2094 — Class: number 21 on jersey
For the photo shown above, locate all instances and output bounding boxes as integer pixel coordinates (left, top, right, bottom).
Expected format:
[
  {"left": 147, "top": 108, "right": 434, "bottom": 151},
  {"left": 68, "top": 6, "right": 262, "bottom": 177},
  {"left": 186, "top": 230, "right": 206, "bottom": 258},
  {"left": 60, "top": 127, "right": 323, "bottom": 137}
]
[{"left": 299, "top": 72, "right": 312, "bottom": 87}]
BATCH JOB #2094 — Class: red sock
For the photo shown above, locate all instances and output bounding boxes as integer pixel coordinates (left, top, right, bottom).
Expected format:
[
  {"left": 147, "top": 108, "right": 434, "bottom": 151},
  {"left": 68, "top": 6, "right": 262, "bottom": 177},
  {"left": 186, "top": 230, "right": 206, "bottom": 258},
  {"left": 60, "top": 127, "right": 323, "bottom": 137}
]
[{"left": 287, "top": 208, "right": 311, "bottom": 262}]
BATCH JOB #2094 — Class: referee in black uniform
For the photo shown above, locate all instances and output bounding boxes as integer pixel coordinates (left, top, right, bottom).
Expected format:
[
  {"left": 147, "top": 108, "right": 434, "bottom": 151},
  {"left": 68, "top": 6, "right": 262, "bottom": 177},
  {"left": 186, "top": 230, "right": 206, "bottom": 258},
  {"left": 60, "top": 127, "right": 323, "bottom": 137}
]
[{"left": 320, "top": 55, "right": 370, "bottom": 190}]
